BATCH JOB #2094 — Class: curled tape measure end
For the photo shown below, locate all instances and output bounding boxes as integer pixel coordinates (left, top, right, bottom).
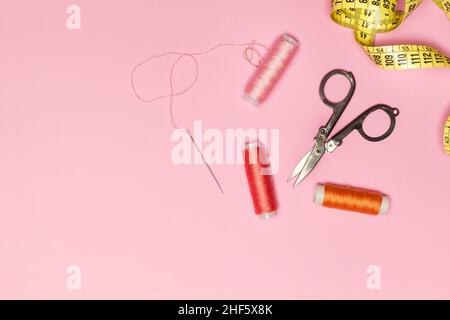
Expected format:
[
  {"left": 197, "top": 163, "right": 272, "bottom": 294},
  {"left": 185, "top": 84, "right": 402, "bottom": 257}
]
[
  {"left": 444, "top": 115, "right": 450, "bottom": 155},
  {"left": 331, "top": 0, "right": 450, "bottom": 70}
]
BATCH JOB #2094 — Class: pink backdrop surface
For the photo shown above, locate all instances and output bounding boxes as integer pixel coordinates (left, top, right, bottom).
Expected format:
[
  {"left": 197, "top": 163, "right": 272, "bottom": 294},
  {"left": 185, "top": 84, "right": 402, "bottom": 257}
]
[{"left": 0, "top": 0, "right": 449, "bottom": 299}]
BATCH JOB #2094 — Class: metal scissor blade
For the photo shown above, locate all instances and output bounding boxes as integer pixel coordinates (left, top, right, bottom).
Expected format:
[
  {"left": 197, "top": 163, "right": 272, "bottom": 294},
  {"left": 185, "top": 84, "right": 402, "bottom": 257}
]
[
  {"left": 288, "top": 142, "right": 325, "bottom": 188},
  {"left": 287, "top": 149, "right": 312, "bottom": 183},
  {"left": 293, "top": 150, "right": 323, "bottom": 187}
]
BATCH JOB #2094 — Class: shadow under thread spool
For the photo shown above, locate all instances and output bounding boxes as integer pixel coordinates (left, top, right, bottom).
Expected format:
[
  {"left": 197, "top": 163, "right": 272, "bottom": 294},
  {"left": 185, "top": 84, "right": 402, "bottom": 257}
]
[
  {"left": 244, "top": 142, "right": 278, "bottom": 219},
  {"left": 314, "top": 183, "right": 389, "bottom": 215},
  {"left": 244, "top": 33, "right": 299, "bottom": 106},
  {"left": 444, "top": 115, "right": 450, "bottom": 155}
]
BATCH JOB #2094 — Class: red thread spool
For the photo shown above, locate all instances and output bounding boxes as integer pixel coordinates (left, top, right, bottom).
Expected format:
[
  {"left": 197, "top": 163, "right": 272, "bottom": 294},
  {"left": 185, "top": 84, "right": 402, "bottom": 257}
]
[
  {"left": 244, "top": 142, "right": 278, "bottom": 219},
  {"left": 244, "top": 33, "right": 299, "bottom": 106}
]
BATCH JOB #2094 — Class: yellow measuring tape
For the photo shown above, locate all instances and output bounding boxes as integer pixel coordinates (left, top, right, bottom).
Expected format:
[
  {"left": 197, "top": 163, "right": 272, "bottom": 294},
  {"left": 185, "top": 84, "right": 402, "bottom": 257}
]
[
  {"left": 331, "top": 0, "right": 450, "bottom": 70},
  {"left": 445, "top": 116, "right": 450, "bottom": 155}
]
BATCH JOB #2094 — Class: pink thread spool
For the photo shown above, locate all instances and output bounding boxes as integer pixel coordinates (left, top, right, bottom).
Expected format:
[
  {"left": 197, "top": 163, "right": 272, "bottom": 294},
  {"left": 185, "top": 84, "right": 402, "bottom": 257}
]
[{"left": 244, "top": 34, "right": 299, "bottom": 106}]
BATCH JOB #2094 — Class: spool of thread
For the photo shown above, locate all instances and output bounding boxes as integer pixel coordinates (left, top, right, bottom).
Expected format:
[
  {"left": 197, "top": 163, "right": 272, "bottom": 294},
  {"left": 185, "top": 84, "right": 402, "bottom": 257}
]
[
  {"left": 444, "top": 115, "right": 450, "bottom": 155},
  {"left": 244, "top": 33, "right": 299, "bottom": 106},
  {"left": 314, "top": 183, "right": 389, "bottom": 216},
  {"left": 244, "top": 142, "right": 278, "bottom": 219}
]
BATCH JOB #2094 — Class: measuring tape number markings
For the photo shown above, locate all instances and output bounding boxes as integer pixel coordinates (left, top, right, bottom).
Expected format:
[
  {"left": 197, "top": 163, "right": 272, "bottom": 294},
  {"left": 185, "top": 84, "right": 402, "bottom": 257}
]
[
  {"left": 331, "top": 0, "right": 450, "bottom": 70},
  {"left": 445, "top": 116, "right": 450, "bottom": 155}
]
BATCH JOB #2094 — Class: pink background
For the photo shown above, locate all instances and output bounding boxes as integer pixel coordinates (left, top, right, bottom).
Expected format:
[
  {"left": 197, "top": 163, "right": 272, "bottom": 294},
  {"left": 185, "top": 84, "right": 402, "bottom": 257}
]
[{"left": 0, "top": 0, "right": 449, "bottom": 299}]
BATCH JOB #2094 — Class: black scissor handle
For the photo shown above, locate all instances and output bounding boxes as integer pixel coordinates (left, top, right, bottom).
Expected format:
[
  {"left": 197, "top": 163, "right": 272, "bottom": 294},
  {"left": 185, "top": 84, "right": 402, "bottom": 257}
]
[
  {"left": 319, "top": 69, "right": 356, "bottom": 111},
  {"left": 319, "top": 69, "right": 356, "bottom": 135},
  {"left": 331, "top": 104, "right": 400, "bottom": 146}
]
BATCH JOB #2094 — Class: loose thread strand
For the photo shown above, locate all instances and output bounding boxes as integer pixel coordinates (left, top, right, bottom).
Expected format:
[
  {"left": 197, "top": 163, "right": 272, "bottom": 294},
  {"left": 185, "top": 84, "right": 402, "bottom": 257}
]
[{"left": 131, "top": 41, "right": 268, "bottom": 193}]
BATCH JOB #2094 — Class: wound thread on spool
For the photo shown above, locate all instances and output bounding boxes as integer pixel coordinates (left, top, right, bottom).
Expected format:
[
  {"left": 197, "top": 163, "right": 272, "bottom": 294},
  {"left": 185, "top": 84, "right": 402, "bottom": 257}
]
[
  {"left": 244, "top": 33, "right": 299, "bottom": 106},
  {"left": 314, "top": 183, "right": 389, "bottom": 215},
  {"left": 244, "top": 142, "right": 278, "bottom": 219}
]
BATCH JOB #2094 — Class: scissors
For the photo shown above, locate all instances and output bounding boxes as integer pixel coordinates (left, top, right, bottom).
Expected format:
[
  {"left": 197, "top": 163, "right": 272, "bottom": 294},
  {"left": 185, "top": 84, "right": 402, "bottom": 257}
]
[{"left": 287, "top": 69, "right": 400, "bottom": 188}]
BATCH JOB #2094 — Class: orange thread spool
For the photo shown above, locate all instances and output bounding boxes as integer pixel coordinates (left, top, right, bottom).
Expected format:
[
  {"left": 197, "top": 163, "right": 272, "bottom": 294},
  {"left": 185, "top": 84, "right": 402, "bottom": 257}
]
[
  {"left": 314, "top": 183, "right": 389, "bottom": 215},
  {"left": 244, "top": 142, "right": 278, "bottom": 219}
]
